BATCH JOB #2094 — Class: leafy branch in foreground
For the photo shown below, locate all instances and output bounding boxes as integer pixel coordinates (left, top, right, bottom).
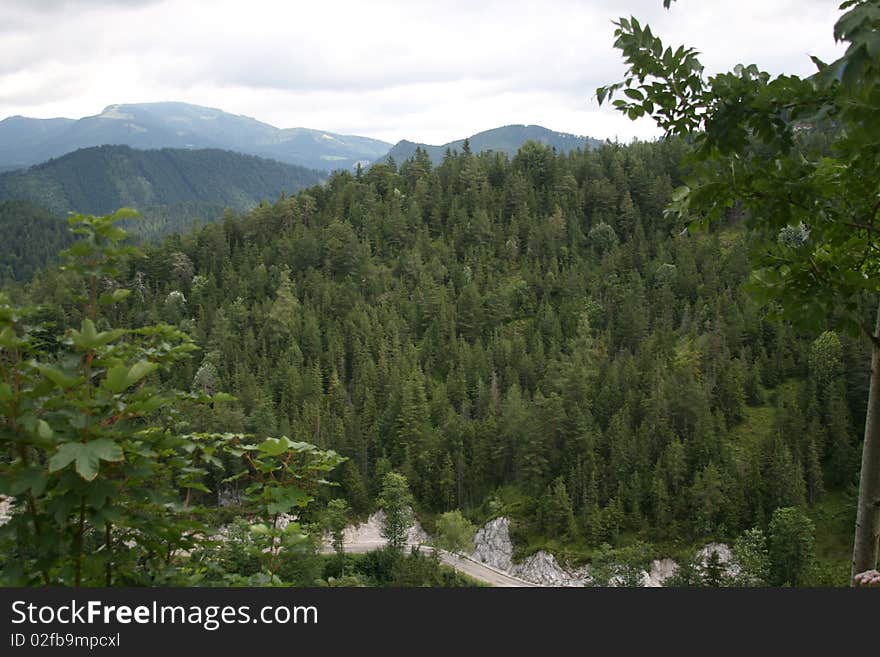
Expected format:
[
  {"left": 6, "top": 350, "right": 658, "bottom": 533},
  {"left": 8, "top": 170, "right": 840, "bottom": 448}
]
[
  {"left": 598, "top": 0, "right": 880, "bottom": 582},
  {"left": 0, "top": 209, "right": 340, "bottom": 586}
]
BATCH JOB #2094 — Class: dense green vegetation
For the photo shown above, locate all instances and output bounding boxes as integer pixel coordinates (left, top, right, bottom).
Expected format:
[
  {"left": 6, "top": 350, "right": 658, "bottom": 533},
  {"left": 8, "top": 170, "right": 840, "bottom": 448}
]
[
  {"left": 0, "top": 144, "right": 323, "bottom": 220},
  {"left": 5, "top": 135, "right": 866, "bottom": 585},
  {"left": 0, "top": 145, "right": 325, "bottom": 276},
  {"left": 0, "top": 201, "right": 73, "bottom": 284},
  {"left": 599, "top": 0, "right": 880, "bottom": 583},
  {"left": 379, "top": 124, "right": 602, "bottom": 166},
  {"left": 4, "top": 3, "right": 876, "bottom": 585}
]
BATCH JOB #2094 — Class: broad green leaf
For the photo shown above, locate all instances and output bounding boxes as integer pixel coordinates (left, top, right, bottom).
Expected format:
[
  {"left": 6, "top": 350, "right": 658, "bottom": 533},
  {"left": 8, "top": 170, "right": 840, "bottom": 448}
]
[
  {"left": 71, "top": 319, "right": 122, "bottom": 350},
  {"left": 37, "top": 364, "right": 79, "bottom": 389},
  {"left": 48, "top": 439, "right": 124, "bottom": 481},
  {"left": 48, "top": 442, "right": 79, "bottom": 473},
  {"left": 257, "top": 436, "right": 294, "bottom": 456},
  {"left": 126, "top": 360, "right": 158, "bottom": 387},
  {"left": 103, "top": 364, "right": 130, "bottom": 393},
  {"left": 266, "top": 486, "right": 311, "bottom": 514}
]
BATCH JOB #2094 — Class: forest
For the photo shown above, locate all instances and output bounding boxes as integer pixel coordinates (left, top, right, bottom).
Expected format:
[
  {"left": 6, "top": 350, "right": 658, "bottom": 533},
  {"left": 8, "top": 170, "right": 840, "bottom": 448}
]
[
  {"left": 0, "top": 135, "right": 868, "bottom": 586},
  {"left": 3, "top": 0, "right": 880, "bottom": 590}
]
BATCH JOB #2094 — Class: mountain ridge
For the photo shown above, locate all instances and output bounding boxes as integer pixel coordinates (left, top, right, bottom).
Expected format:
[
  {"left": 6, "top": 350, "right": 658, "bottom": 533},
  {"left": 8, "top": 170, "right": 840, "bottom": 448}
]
[
  {"left": 0, "top": 144, "right": 323, "bottom": 238},
  {"left": 0, "top": 102, "right": 392, "bottom": 172},
  {"left": 376, "top": 124, "right": 604, "bottom": 165}
]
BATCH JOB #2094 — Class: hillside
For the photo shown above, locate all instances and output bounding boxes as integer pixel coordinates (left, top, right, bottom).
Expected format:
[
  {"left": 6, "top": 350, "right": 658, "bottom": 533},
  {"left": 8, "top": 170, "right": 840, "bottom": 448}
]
[
  {"left": 378, "top": 124, "right": 603, "bottom": 165},
  {"left": 105, "top": 140, "right": 861, "bottom": 583},
  {"left": 0, "top": 200, "right": 73, "bottom": 284},
  {"left": 0, "top": 144, "right": 323, "bottom": 217},
  {"left": 0, "top": 102, "right": 391, "bottom": 172}
]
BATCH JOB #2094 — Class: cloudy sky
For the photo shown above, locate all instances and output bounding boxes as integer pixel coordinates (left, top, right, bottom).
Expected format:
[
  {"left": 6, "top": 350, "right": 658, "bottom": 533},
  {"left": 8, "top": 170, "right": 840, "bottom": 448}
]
[{"left": 1, "top": 0, "right": 846, "bottom": 145}]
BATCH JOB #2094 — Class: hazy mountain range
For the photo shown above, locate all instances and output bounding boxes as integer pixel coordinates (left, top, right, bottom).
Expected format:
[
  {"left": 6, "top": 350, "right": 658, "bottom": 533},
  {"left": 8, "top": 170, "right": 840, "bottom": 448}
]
[
  {"left": 377, "top": 124, "right": 603, "bottom": 165},
  {"left": 0, "top": 102, "right": 606, "bottom": 274},
  {"left": 0, "top": 102, "right": 392, "bottom": 172},
  {"left": 1, "top": 103, "right": 603, "bottom": 176}
]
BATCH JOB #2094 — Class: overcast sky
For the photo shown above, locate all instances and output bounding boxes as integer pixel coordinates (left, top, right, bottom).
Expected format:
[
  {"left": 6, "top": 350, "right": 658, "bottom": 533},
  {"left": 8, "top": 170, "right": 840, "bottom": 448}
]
[{"left": 1, "top": 0, "right": 846, "bottom": 145}]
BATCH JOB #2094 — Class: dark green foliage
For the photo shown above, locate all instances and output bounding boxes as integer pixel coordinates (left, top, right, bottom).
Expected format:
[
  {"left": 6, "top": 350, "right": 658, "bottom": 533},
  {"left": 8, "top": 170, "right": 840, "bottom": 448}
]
[
  {"left": 0, "top": 201, "right": 73, "bottom": 284},
  {"left": 0, "top": 145, "right": 324, "bottom": 245},
  {"left": 81, "top": 137, "right": 866, "bottom": 557},
  {"left": 768, "top": 506, "right": 816, "bottom": 586},
  {"left": 0, "top": 210, "right": 341, "bottom": 587},
  {"left": 598, "top": 0, "right": 880, "bottom": 579},
  {"left": 7, "top": 132, "right": 866, "bottom": 584},
  {"left": 340, "top": 547, "right": 478, "bottom": 587}
]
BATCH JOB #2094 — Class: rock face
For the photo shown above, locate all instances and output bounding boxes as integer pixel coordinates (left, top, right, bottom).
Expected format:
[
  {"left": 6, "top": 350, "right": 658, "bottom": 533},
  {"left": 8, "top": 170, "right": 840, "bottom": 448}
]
[
  {"left": 470, "top": 516, "right": 586, "bottom": 586},
  {"left": 696, "top": 542, "right": 732, "bottom": 565},
  {"left": 0, "top": 495, "right": 12, "bottom": 527},
  {"left": 512, "top": 551, "right": 586, "bottom": 587},
  {"left": 325, "top": 509, "right": 428, "bottom": 550},
  {"left": 643, "top": 558, "right": 679, "bottom": 587},
  {"left": 471, "top": 517, "right": 515, "bottom": 572},
  {"left": 696, "top": 542, "right": 739, "bottom": 579}
]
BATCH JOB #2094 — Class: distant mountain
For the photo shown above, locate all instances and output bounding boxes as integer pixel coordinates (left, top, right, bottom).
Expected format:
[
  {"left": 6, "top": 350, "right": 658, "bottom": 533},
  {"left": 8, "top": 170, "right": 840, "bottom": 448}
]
[
  {"left": 0, "top": 116, "right": 76, "bottom": 169},
  {"left": 0, "top": 145, "right": 323, "bottom": 239},
  {"left": 377, "top": 125, "right": 603, "bottom": 165},
  {"left": 0, "top": 102, "right": 391, "bottom": 172}
]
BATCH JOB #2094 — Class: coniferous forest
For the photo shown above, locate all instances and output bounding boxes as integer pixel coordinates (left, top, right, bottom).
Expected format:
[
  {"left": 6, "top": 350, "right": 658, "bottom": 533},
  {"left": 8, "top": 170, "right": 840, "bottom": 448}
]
[
  {"left": 1, "top": 137, "right": 869, "bottom": 587},
  {"left": 3, "top": 0, "right": 880, "bottom": 591}
]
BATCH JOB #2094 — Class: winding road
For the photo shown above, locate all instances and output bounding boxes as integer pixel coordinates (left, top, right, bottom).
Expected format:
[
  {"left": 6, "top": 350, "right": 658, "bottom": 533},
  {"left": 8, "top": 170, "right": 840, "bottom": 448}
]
[{"left": 320, "top": 540, "right": 539, "bottom": 587}]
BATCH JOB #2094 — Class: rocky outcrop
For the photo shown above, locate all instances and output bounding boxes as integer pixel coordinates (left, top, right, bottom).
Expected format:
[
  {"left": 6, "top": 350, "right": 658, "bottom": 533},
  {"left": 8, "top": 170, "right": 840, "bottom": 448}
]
[
  {"left": 0, "top": 495, "right": 12, "bottom": 527},
  {"left": 325, "top": 509, "right": 428, "bottom": 550},
  {"left": 471, "top": 517, "right": 515, "bottom": 572},
  {"left": 468, "top": 516, "right": 746, "bottom": 587},
  {"left": 470, "top": 516, "right": 587, "bottom": 586},
  {"left": 642, "top": 558, "right": 678, "bottom": 587},
  {"left": 696, "top": 542, "right": 739, "bottom": 579},
  {"left": 512, "top": 551, "right": 586, "bottom": 587}
]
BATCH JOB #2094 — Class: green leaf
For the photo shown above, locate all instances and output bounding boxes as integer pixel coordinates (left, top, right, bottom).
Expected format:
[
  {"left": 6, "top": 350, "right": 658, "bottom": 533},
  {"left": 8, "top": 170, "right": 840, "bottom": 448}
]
[
  {"left": 37, "top": 364, "right": 79, "bottom": 389},
  {"left": 0, "top": 382, "right": 12, "bottom": 402},
  {"left": 257, "top": 436, "right": 294, "bottom": 456},
  {"left": 103, "top": 364, "right": 130, "bottom": 393},
  {"left": 71, "top": 319, "right": 122, "bottom": 350},
  {"left": 266, "top": 486, "right": 311, "bottom": 514},
  {"left": 48, "top": 443, "right": 79, "bottom": 473},
  {"left": 103, "top": 360, "right": 157, "bottom": 393},
  {"left": 0, "top": 326, "right": 19, "bottom": 348},
  {"left": 126, "top": 360, "right": 158, "bottom": 387},
  {"left": 48, "top": 439, "right": 124, "bottom": 481},
  {"left": 36, "top": 419, "right": 53, "bottom": 441},
  {"left": 9, "top": 466, "right": 48, "bottom": 496}
]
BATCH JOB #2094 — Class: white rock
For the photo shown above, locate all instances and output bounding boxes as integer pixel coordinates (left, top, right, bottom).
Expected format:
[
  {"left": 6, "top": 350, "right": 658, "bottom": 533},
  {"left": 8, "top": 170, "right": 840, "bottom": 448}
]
[
  {"left": 470, "top": 517, "right": 515, "bottom": 572},
  {"left": 0, "top": 495, "right": 12, "bottom": 527},
  {"left": 470, "top": 517, "right": 587, "bottom": 586},
  {"left": 642, "top": 558, "right": 679, "bottom": 587},
  {"left": 512, "top": 551, "right": 586, "bottom": 587}
]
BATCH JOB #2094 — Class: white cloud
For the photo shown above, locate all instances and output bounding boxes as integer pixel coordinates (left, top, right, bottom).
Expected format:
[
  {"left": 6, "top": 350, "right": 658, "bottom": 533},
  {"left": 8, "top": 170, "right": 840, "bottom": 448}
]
[{"left": 0, "top": 0, "right": 847, "bottom": 144}]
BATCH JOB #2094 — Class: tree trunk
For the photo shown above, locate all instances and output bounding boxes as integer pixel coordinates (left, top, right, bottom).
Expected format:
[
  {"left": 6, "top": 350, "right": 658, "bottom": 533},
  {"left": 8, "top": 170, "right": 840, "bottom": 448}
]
[{"left": 852, "top": 303, "right": 880, "bottom": 584}]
